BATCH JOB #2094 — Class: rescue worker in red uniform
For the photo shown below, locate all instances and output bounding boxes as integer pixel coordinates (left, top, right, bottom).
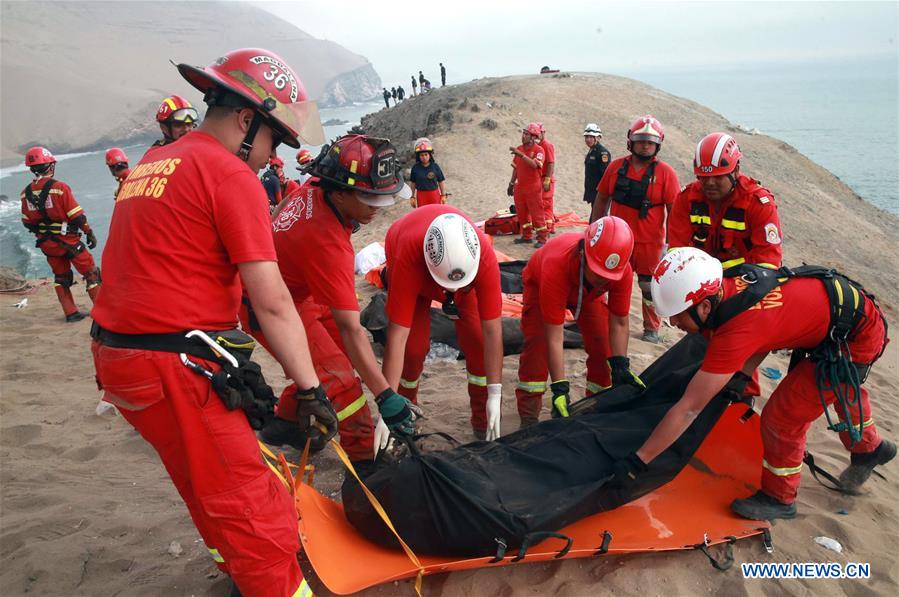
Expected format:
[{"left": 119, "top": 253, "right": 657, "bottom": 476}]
[
  {"left": 408, "top": 139, "right": 446, "bottom": 208},
  {"left": 20, "top": 146, "right": 101, "bottom": 322},
  {"left": 150, "top": 94, "right": 198, "bottom": 149},
  {"left": 614, "top": 247, "right": 894, "bottom": 521},
  {"left": 295, "top": 147, "right": 315, "bottom": 186},
  {"left": 590, "top": 115, "right": 680, "bottom": 344},
  {"left": 91, "top": 48, "right": 327, "bottom": 596},
  {"left": 508, "top": 123, "right": 548, "bottom": 246},
  {"left": 105, "top": 147, "right": 131, "bottom": 201},
  {"left": 669, "top": 132, "right": 783, "bottom": 272},
  {"left": 382, "top": 206, "right": 505, "bottom": 440},
  {"left": 242, "top": 134, "right": 417, "bottom": 461},
  {"left": 516, "top": 216, "right": 645, "bottom": 425},
  {"left": 537, "top": 122, "right": 557, "bottom": 233}
]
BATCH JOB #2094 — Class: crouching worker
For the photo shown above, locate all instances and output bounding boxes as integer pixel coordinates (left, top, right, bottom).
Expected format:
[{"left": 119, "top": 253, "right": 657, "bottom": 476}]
[
  {"left": 242, "top": 134, "right": 418, "bottom": 462},
  {"left": 516, "top": 215, "right": 644, "bottom": 426},
  {"left": 614, "top": 247, "right": 893, "bottom": 521},
  {"left": 91, "top": 48, "right": 329, "bottom": 596},
  {"left": 382, "top": 205, "right": 504, "bottom": 440}
]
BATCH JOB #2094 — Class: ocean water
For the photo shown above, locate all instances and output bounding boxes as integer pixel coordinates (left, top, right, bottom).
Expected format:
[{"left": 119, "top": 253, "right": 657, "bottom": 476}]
[{"left": 2, "top": 56, "right": 897, "bottom": 277}]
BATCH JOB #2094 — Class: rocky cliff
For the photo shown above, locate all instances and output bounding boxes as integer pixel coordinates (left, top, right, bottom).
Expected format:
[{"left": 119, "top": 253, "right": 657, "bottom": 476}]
[{"left": 0, "top": 0, "right": 380, "bottom": 163}]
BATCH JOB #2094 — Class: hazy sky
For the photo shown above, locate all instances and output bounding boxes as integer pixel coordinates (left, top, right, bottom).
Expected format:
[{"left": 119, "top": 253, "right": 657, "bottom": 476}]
[{"left": 256, "top": 0, "right": 898, "bottom": 86}]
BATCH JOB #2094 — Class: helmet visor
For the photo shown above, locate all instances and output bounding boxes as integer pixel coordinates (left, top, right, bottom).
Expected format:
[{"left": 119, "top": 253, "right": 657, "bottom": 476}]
[{"left": 266, "top": 99, "right": 325, "bottom": 148}]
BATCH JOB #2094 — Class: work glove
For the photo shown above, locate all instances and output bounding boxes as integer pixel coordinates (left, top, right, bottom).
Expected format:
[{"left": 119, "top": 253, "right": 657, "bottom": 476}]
[
  {"left": 507, "top": 182, "right": 515, "bottom": 197},
  {"left": 409, "top": 196, "right": 417, "bottom": 208},
  {"left": 372, "top": 414, "right": 391, "bottom": 460},
  {"left": 608, "top": 356, "right": 646, "bottom": 390},
  {"left": 85, "top": 230, "right": 98, "bottom": 250},
  {"left": 612, "top": 452, "right": 648, "bottom": 484},
  {"left": 542, "top": 177, "right": 551, "bottom": 192},
  {"left": 719, "top": 371, "right": 753, "bottom": 404},
  {"left": 295, "top": 385, "right": 338, "bottom": 451},
  {"left": 549, "top": 379, "right": 571, "bottom": 418},
  {"left": 486, "top": 383, "right": 502, "bottom": 440},
  {"left": 376, "top": 388, "right": 416, "bottom": 436}
]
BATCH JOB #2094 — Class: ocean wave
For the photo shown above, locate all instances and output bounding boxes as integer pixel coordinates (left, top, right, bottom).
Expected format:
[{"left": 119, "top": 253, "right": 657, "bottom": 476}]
[{"left": 1, "top": 149, "right": 102, "bottom": 178}]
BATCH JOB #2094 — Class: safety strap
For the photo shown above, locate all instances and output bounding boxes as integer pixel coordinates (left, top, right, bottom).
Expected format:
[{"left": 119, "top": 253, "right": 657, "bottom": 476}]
[
  {"left": 694, "top": 535, "right": 736, "bottom": 571},
  {"left": 23, "top": 179, "right": 56, "bottom": 225},
  {"left": 593, "top": 530, "right": 613, "bottom": 556},
  {"left": 802, "top": 450, "right": 886, "bottom": 494},
  {"left": 489, "top": 531, "right": 573, "bottom": 563},
  {"left": 611, "top": 158, "right": 661, "bottom": 218},
  {"left": 574, "top": 240, "right": 586, "bottom": 319}
]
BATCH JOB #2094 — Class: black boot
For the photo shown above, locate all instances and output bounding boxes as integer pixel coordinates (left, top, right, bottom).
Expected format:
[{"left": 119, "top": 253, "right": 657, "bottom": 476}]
[
  {"left": 259, "top": 416, "right": 319, "bottom": 452},
  {"left": 65, "top": 311, "right": 87, "bottom": 323},
  {"left": 731, "top": 490, "right": 797, "bottom": 521},
  {"left": 839, "top": 439, "right": 896, "bottom": 493}
]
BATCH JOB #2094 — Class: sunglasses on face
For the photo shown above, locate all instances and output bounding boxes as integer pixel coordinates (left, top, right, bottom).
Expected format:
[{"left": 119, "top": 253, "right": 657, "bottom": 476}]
[{"left": 109, "top": 163, "right": 128, "bottom": 171}]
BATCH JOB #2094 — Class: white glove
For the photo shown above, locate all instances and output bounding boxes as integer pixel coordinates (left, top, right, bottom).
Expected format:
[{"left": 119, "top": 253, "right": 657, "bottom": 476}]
[
  {"left": 486, "top": 384, "right": 502, "bottom": 441},
  {"left": 373, "top": 415, "right": 390, "bottom": 461}
]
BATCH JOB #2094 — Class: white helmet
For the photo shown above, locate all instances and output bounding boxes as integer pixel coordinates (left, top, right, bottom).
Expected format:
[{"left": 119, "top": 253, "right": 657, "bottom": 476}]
[
  {"left": 423, "top": 213, "right": 481, "bottom": 290},
  {"left": 584, "top": 123, "right": 602, "bottom": 138},
  {"left": 650, "top": 247, "right": 724, "bottom": 317}
]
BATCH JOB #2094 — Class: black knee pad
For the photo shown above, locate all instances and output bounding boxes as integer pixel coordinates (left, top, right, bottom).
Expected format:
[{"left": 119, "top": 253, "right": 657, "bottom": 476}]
[
  {"left": 54, "top": 271, "right": 74, "bottom": 288},
  {"left": 84, "top": 267, "right": 101, "bottom": 285},
  {"left": 637, "top": 274, "right": 653, "bottom": 300}
]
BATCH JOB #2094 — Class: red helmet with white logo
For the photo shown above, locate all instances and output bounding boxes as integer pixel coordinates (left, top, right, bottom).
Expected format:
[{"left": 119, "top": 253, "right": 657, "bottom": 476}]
[
  {"left": 308, "top": 134, "right": 411, "bottom": 206},
  {"left": 583, "top": 216, "right": 634, "bottom": 280},
  {"left": 296, "top": 148, "right": 314, "bottom": 165},
  {"left": 156, "top": 95, "right": 199, "bottom": 124},
  {"left": 24, "top": 146, "right": 56, "bottom": 167},
  {"left": 176, "top": 48, "right": 324, "bottom": 149},
  {"left": 694, "top": 132, "right": 742, "bottom": 177},
  {"left": 627, "top": 115, "right": 664, "bottom": 152},
  {"left": 525, "top": 122, "right": 542, "bottom": 137},
  {"left": 650, "top": 247, "right": 724, "bottom": 317},
  {"left": 105, "top": 147, "right": 129, "bottom": 167}
]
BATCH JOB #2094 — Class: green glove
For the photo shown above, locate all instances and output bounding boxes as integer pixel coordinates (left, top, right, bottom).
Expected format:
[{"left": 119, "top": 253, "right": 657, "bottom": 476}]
[
  {"left": 376, "top": 388, "right": 415, "bottom": 435},
  {"left": 550, "top": 380, "right": 571, "bottom": 418},
  {"left": 608, "top": 356, "right": 646, "bottom": 390}
]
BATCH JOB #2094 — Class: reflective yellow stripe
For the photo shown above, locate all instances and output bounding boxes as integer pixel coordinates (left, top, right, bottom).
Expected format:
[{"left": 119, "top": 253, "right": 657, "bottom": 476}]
[
  {"left": 721, "top": 257, "right": 746, "bottom": 269},
  {"left": 756, "top": 262, "right": 778, "bottom": 269},
  {"left": 762, "top": 459, "right": 803, "bottom": 476},
  {"left": 586, "top": 380, "right": 610, "bottom": 394},
  {"left": 517, "top": 380, "right": 547, "bottom": 393},
  {"left": 862, "top": 418, "right": 874, "bottom": 429},
  {"left": 336, "top": 394, "right": 366, "bottom": 422},
  {"left": 208, "top": 548, "right": 225, "bottom": 563},
  {"left": 689, "top": 214, "right": 711, "bottom": 225},
  {"left": 66, "top": 206, "right": 83, "bottom": 217},
  {"left": 466, "top": 372, "right": 487, "bottom": 386},
  {"left": 348, "top": 159, "right": 358, "bottom": 186},
  {"left": 521, "top": 223, "right": 533, "bottom": 229},
  {"left": 721, "top": 218, "right": 746, "bottom": 231},
  {"left": 164, "top": 97, "right": 178, "bottom": 111},
  {"left": 399, "top": 377, "right": 419, "bottom": 389},
  {"left": 292, "top": 578, "right": 313, "bottom": 597},
  {"left": 641, "top": 297, "right": 654, "bottom": 306}
]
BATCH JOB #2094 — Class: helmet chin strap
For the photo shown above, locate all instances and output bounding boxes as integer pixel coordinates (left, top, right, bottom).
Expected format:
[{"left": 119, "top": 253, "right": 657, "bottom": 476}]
[
  {"left": 687, "top": 295, "right": 720, "bottom": 330},
  {"left": 237, "top": 112, "right": 265, "bottom": 162}
]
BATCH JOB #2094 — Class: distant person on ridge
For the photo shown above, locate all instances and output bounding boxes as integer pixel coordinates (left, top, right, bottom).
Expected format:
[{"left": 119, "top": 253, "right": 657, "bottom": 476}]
[
  {"left": 508, "top": 123, "right": 548, "bottom": 246},
  {"left": 382, "top": 87, "right": 391, "bottom": 108},
  {"left": 408, "top": 139, "right": 446, "bottom": 208},
  {"left": 391, "top": 86, "right": 398, "bottom": 105},
  {"left": 411, "top": 75, "right": 418, "bottom": 96},
  {"left": 582, "top": 123, "right": 611, "bottom": 210},
  {"left": 419, "top": 70, "right": 425, "bottom": 88},
  {"left": 440, "top": 62, "right": 446, "bottom": 86},
  {"left": 150, "top": 94, "right": 198, "bottom": 150},
  {"left": 105, "top": 147, "right": 131, "bottom": 201},
  {"left": 397, "top": 85, "right": 405, "bottom": 101},
  {"left": 590, "top": 115, "right": 680, "bottom": 344},
  {"left": 20, "top": 146, "right": 101, "bottom": 322},
  {"left": 537, "top": 122, "right": 557, "bottom": 233}
]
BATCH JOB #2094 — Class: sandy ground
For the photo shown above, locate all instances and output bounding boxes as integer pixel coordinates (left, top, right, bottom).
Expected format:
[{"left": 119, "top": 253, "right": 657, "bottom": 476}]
[{"left": 2, "top": 73, "right": 899, "bottom": 596}]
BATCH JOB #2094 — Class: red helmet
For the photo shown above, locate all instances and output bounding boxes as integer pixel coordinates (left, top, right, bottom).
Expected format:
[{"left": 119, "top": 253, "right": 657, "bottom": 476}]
[
  {"left": 694, "top": 132, "right": 742, "bottom": 177},
  {"left": 269, "top": 156, "right": 285, "bottom": 168},
  {"left": 296, "top": 148, "right": 314, "bottom": 165},
  {"left": 525, "top": 123, "right": 542, "bottom": 137},
  {"left": 627, "top": 115, "right": 664, "bottom": 149},
  {"left": 176, "top": 48, "right": 324, "bottom": 148},
  {"left": 583, "top": 216, "right": 634, "bottom": 280},
  {"left": 156, "top": 95, "right": 199, "bottom": 124},
  {"left": 25, "top": 146, "right": 55, "bottom": 167},
  {"left": 105, "top": 147, "right": 129, "bottom": 167},
  {"left": 308, "top": 134, "right": 411, "bottom": 205},
  {"left": 414, "top": 140, "right": 433, "bottom": 153}
]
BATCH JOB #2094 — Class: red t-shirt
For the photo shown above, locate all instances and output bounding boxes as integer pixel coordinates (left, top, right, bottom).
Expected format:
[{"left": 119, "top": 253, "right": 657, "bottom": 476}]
[
  {"left": 92, "top": 131, "right": 276, "bottom": 333},
  {"left": 523, "top": 232, "right": 633, "bottom": 325},
  {"left": 597, "top": 156, "right": 680, "bottom": 245},
  {"left": 539, "top": 139, "right": 556, "bottom": 181},
  {"left": 283, "top": 179, "right": 301, "bottom": 197},
  {"left": 513, "top": 143, "right": 545, "bottom": 189},
  {"left": 702, "top": 277, "right": 885, "bottom": 374},
  {"left": 20, "top": 177, "right": 85, "bottom": 234},
  {"left": 273, "top": 185, "right": 358, "bottom": 311},
  {"left": 385, "top": 204, "right": 502, "bottom": 327}
]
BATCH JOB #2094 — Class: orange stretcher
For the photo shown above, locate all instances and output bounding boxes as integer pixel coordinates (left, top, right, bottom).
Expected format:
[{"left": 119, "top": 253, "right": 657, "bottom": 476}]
[{"left": 280, "top": 403, "right": 770, "bottom": 594}]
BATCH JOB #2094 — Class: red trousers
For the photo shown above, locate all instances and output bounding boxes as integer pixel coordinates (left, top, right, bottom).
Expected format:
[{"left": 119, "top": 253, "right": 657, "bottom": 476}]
[
  {"left": 91, "top": 342, "right": 305, "bottom": 597},
  {"left": 516, "top": 287, "right": 612, "bottom": 420},
  {"left": 415, "top": 189, "right": 442, "bottom": 207},
  {"left": 760, "top": 359, "right": 882, "bottom": 503},
  {"left": 631, "top": 241, "right": 663, "bottom": 332},
  {"left": 397, "top": 293, "right": 490, "bottom": 432},
  {"left": 542, "top": 180, "right": 556, "bottom": 233},
  {"left": 41, "top": 238, "right": 100, "bottom": 316},
  {"left": 513, "top": 182, "right": 547, "bottom": 242},
  {"left": 239, "top": 298, "right": 375, "bottom": 461}
]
